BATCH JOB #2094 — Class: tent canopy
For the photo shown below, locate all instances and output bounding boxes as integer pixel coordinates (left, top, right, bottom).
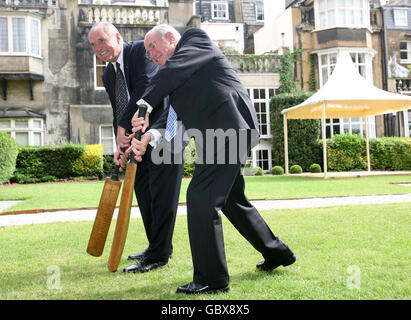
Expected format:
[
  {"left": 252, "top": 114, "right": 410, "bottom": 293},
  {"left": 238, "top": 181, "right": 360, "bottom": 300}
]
[
  {"left": 280, "top": 50, "right": 411, "bottom": 178},
  {"left": 281, "top": 51, "right": 411, "bottom": 119}
]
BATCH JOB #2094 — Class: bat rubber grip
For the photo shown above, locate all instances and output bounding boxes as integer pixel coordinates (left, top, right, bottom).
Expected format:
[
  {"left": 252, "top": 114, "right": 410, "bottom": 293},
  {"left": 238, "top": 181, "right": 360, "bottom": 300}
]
[{"left": 130, "top": 105, "right": 148, "bottom": 164}]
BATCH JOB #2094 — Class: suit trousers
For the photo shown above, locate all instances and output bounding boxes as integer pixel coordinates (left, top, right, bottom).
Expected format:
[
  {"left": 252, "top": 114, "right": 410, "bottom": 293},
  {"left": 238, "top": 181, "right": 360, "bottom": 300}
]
[
  {"left": 134, "top": 146, "right": 183, "bottom": 261},
  {"left": 186, "top": 146, "right": 292, "bottom": 286}
]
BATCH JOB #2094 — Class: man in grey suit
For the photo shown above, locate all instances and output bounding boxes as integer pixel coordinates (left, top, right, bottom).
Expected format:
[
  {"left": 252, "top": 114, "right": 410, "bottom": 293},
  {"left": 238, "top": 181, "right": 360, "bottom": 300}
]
[{"left": 122, "top": 24, "right": 296, "bottom": 294}]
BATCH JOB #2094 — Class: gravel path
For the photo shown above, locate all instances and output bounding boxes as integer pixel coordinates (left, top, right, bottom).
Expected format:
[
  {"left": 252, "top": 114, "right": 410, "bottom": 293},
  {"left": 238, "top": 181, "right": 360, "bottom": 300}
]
[{"left": 1, "top": 193, "right": 410, "bottom": 227}]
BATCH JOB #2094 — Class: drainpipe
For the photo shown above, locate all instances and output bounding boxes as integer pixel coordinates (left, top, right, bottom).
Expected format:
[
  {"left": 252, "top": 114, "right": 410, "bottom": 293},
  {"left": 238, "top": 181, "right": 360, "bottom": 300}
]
[
  {"left": 296, "top": 25, "right": 303, "bottom": 89},
  {"left": 380, "top": 5, "right": 391, "bottom": 136},
  {"left": 380, "top": 6, "right": 388, "bottom": 91}
]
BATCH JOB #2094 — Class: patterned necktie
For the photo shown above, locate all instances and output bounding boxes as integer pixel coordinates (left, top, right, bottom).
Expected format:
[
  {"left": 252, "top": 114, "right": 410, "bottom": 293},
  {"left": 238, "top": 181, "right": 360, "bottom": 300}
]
[
  {"left": 114, "top": 62, "right": 128, "bottom": 125},
  {"left": 165, "top": 105, "right": 178, "bottom": 141}
]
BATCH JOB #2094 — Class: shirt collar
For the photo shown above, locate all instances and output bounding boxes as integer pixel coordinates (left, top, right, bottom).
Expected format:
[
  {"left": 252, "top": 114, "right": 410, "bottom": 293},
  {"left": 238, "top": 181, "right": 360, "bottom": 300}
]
[{"left": 112, "top": 45, "right": 124, "bottom": 71}]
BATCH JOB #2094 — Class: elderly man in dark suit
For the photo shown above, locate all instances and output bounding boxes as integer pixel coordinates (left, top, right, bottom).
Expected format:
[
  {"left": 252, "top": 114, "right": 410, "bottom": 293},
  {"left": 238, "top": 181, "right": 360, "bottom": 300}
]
[
  {"left": 88, "top": 22, "right": 183, "bottom": 273},
  {"left": 124, "top": 24, "right": 297, "bottom": 294}
]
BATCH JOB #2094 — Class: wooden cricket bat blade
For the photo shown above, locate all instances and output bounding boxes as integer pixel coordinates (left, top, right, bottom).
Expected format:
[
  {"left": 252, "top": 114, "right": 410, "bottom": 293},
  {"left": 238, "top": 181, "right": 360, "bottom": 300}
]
[
  {"left": 86, "top": 178, "right": 121, "bottom": 257},
  {"left": 107, "top": 163, "right": 137, "bottom": 272}
]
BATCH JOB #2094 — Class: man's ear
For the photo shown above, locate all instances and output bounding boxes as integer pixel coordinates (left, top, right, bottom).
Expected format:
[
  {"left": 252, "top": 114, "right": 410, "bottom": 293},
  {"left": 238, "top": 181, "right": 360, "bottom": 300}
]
[
  {"left": 165, "top": 31, "right": 175, "bottom": 44},
  {"left": 116, "top": 32, "right": 121, "bottom": 43}
]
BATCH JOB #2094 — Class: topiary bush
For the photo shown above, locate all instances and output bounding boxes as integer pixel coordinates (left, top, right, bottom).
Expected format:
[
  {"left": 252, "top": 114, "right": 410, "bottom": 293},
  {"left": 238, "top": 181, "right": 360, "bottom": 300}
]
[
  {"left": 290, "top": 164, "right": 303, "bottom": 174},
  {"left": 0, "top": 132, "right": 19, "bottom": 184},
  {"left": 271, "top": 165, "right": 284, "bottom": 175},
  {"left": 309, "top": 163, "right": 322, "bottom": 173},
  {"left": 255, "top": 166, "right": 264, "bottom": 176}
]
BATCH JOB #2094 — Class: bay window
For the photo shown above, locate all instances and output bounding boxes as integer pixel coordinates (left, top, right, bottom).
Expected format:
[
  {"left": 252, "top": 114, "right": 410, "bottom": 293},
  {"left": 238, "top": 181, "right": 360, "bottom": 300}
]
[
  {"left": 0, "top": 118, "right": 44, "bottom": 146},
  {"left": 316, "top": 0, "right": 367, "bottom": 29}
]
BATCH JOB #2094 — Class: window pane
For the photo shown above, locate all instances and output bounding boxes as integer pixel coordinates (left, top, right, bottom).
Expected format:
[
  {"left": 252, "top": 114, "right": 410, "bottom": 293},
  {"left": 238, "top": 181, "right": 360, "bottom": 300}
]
[
  {"left": 102, "top": 139, "right": 114, "bottom": 155},
  {"left": 101, "top": 126, "right": 113, "bottom": 138},
  {"left": 354, "top": 9, "right": 362, "bottom": 24},
  {"left": 0, "top": 119, "right": 11, "bottom": 129},
  {"left": 352, "top": 124, "right": 360, "bottom": 134},
  {"left": 253, "top": 89, "right": 259, "bottom": 99},
  {"left": 337, "top": 10, "right": 345, "bottom": 24},
  {"left": 33, "top": 132, "right": 41, "bottom": 146},
  {"left": 320, "top": 12, "right": 326, "bottom": 26},
  {"left": 0, "top": 17, "right": 8, "bottom": 52},
  {"left": 260, "top": 89, "right": 265, "bottom": 99},
  {"left": 15, "top": 120, "right": 28, "bottom": 128},
  {"left": 269, "top": 89, "right": 275, "bottom": 97},
  {"left": 12, "top": 17, "right": 25, "bottom": 52},
  {"left": 15, "top": 132, "right": 28, "bottom": 145},
  {"left": 354, "top": 0, "right": 362, "bottom": 8},
  {"left": 30, "top": 19, "right": 40, "bottom": 55},
  {"left": 33, "top": 119, "right": 42, "bottom": 129},
  {"left": 328, "top": 10, "right": 335, "bottom": 25}
]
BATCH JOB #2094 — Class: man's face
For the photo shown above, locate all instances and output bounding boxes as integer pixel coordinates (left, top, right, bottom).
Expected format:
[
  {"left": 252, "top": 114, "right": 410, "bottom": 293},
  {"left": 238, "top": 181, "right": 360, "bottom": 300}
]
[
  {"left": 89, "top": 26, "right": 121, "bottom": 63},
  {"left": 145, "top": 31, "right": 176, "bottom": 67}
]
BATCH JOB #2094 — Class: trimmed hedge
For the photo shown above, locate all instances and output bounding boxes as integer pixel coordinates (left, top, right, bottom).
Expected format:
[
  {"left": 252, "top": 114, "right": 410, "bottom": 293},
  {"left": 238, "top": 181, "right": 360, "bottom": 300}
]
[
  {"left": 326, "top": 134, "right": 411, "bottom": 171},
  {"left": 271, "top": 90, "right": 322, "bottom": 171},
  {"left": 0, "top": 132, "right": 19, "bottom": 184},
  {"left": 11, "top": 143, "right": 105, "bottom": 183},
  {"left": 14, "top": 143, "right": 84, "bottom": 180}
]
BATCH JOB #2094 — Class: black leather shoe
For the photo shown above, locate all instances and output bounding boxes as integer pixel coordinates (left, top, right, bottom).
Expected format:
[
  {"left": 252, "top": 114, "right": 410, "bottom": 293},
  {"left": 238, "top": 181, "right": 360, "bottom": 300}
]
[
  {"left": 128, "top": 250, "right": 172, "bottom": 261},
  {"left": 127, "top": 250, "right": 147, "bottom": 261},
  {"left": 123, "top": 258, "right": 168, "bottom": 273},
  {"left": 176, "top": 282, "right": 229, "bottom": 295},
  {"left": 257, "top": 254, "right": 297, "bottom": 271}
]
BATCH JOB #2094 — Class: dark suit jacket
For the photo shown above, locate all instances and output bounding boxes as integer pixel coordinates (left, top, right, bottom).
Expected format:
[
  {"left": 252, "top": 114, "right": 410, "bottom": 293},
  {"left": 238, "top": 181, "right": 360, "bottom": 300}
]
[
  {"left": 102, "top": 40, "right": 163, "bottom": 136},
  {"left": 140, "top": 28, "right": 259, "bottom": 147}
]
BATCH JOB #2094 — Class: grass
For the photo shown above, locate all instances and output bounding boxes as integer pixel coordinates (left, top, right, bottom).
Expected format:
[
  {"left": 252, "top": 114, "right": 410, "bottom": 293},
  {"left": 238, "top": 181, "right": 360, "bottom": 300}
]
[
  {"left": 1, "top": 175, "right": 411, "bottom": 213},
  {"left": 0, "top": 202, "right": 409, "bottom": 300}
]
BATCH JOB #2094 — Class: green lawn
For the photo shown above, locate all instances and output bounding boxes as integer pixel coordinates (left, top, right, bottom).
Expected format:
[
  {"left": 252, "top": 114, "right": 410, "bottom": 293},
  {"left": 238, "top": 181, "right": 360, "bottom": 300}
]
[
  {"left": 0, "top": 202, "right": 409, "bottom": 300},
  {"left": 1, "top": 175, "right": 411, "bottom": 213}
]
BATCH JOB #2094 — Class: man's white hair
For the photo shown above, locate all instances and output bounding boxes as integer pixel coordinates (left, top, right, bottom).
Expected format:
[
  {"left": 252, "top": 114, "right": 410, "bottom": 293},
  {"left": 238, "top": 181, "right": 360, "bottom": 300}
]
[
  {"left": 89, "top": 22, "right": 123, "bottom": 41},
  {"left": 146, "top": 24, "right": 181, "bottom": 41}
]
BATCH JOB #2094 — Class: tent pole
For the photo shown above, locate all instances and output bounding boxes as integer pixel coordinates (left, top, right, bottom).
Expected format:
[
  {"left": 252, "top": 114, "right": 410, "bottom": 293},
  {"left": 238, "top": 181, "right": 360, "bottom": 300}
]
[
  {"left": 283, "top": 113, "right": 289, "bottom": 175},
  {"left": 322, "top": 101, "right": 327, "bottom": 179},
  {"left": 364, "top": 116, "right": 371, "bottom": 172}
]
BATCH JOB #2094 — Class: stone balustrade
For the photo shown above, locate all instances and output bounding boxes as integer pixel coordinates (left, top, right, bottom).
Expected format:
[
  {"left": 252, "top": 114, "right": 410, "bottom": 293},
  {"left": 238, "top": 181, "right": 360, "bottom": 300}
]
[
  {"left": 78, "top": 3, "right": 166, "bottom": 26},
  {"left": 226, "top": 54, "right": 281, "bottom": 73},
  {"left": 0, "top": 0, "right": 57, "bottom": 7}
]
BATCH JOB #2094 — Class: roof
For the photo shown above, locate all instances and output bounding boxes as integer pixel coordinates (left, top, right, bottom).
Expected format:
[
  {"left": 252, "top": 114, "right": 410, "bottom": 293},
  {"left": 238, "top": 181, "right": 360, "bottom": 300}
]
[{"left": 0, "top": 107, "right": 46, "bottom": 119}]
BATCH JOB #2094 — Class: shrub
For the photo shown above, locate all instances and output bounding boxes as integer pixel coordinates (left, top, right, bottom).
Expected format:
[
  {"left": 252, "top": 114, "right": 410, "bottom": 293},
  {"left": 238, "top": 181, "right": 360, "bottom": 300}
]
[
  {"left": 73, "top": 144, "right": 104, "bottom": 179},
  {"left": 40, "top": 175, "right": 57, "bottom": 182},
  {"left": 290, "top": 164, "right": 303, "bottom": 174},
  {"left": 103, "top": 154, "right": 115, "bottom": 176},
  {"left": 183, "top": 162, "right": 195, "bottom": 177},
  {"left": 309, "top": 163, "right": 322, "bottom": 173},
  {"left": 243, "top": 164, "right": 262, "bottom": 176},
  {"left": 271, "top": 165, "right": 284, "bottom": 175},
  {"left": 0, "top": 132, "right": 19, "bottom": 184},
  {"left": 255, "top": 166, "right": 264, "bottom": 176}
]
